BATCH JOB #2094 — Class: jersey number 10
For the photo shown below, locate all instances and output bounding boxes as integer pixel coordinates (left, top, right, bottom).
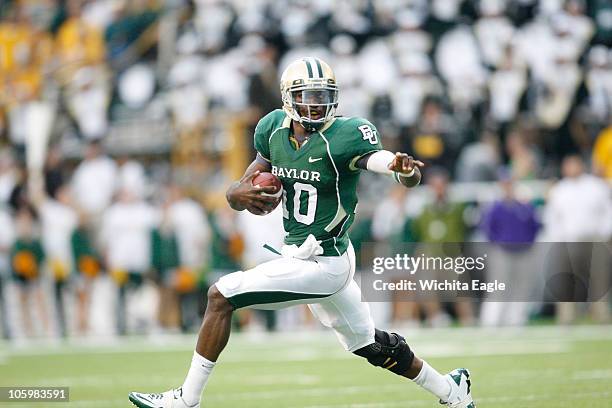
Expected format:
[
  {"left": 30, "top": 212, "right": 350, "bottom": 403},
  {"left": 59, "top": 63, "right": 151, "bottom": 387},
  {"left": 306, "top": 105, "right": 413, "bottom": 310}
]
[{"left": 283, "top": 182, "right": 318, "bottom": 225}]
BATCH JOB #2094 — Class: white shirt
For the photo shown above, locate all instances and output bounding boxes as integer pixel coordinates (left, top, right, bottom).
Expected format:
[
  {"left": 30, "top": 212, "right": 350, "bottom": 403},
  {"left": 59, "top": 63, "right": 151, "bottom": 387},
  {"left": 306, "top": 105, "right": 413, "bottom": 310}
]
[
  {"left": 358, "top": 39, "right": 398, "bottom": 96},
  {"left": 391, "top": 75, "right": 442, "bottom": 126},
  {"left": 168, "top": 199, "right": 210, "bottom": 269},
  {"left": 474, "top": 16, "right": 516, "bottom": 67},
  {"left": 489, "top": 68, "right": 527, "bottom": 122},
  {"left": 168, "top": 55, "right": 209, "bottom": 128},
  {"left": 39, "top": 200, "right": 78, "bottom": 268},
  {"left": 0, "top": 209, "right": 15, "bottom": 276},
  {"left": 435, "top": 26, "right": 487, "bottom": 87},
  {"left": 117, "top": 160, "right": 148, "bottom": 200},
  {"left": 72, "top": 156, "right": 117, "bottom": 215},
  {"left": 101, "top": 201, "right": 159, "bottom": 272},
  {"left": 545, "top": 174, "right": 612, "bottom": 241},
  {"left": 372, "top": 197, "right": 405, "bottom": 241},
  {"left": 68, "top": 85, "right": 109, "bottom": 140}
]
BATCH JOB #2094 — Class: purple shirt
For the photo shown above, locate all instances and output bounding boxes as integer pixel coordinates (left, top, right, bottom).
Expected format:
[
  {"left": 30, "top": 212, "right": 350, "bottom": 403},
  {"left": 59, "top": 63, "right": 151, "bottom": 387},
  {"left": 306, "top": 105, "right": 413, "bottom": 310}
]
[{"left": 482, "top": 200, "right": 540, "bottom": 244}]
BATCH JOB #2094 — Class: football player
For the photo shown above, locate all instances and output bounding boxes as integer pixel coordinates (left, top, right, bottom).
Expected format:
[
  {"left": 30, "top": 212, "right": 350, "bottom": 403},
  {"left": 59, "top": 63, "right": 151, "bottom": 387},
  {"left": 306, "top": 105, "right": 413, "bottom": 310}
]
[{"left": 129, "top": 58, "right": 475, "bottom": 408}]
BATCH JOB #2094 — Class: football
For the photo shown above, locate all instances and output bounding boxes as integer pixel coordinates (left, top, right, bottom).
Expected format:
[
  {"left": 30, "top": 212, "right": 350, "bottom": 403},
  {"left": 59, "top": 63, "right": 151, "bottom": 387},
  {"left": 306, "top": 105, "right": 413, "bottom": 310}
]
[{"left": 252, "top": 172, "right": 283, "bottom": 199}]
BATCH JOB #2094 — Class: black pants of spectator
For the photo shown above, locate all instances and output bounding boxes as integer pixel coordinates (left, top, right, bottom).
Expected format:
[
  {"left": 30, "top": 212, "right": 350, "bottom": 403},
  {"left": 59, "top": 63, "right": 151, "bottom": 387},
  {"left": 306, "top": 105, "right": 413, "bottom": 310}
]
[
  {"left": 117, "top": 273, "right": 145, "bottom": 335},
  {"left": 0, "top": 276, "right": 10, "bottom": 339},
  {"left": 54, "top": 281, "right": 68, "bottom": 338},
  {"left": 179, "top": 292, "right": 201, "bottom": 332},
  {"left": 256, "top": 310, "right": 276, "bottom": 331}
]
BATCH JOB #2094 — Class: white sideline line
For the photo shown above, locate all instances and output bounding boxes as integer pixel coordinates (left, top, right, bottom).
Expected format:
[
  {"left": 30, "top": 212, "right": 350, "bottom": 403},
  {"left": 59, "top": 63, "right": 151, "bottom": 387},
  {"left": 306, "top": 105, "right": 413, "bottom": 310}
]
[
  {"left": 0, "top": 324, "right": 607, "bottom": 363},
  {"left": 572, "top": 369, "right": 612, "bottom": 380},
  {"left": 1, "top": 341, "right": 571, "bottom": 363},
  {"left": 3, "top": 324, "right": 612, "bottom": 352},
  {"left": 33, "top": 373, "right": 321, "bottom": 388}
]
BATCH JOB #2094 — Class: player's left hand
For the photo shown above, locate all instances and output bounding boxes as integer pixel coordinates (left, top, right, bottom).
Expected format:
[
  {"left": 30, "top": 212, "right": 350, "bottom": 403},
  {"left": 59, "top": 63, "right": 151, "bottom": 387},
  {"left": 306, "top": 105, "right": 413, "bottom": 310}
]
[{"left": 387, "top": 152, "right": 424, "bottom": 175}]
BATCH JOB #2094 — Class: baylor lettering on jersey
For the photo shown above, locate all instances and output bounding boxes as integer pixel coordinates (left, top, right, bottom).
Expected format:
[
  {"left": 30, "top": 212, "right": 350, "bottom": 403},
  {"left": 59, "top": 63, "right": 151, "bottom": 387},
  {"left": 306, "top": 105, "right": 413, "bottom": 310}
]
[{"left": 254, "top": 110, "right": 382, "bottom": 256}]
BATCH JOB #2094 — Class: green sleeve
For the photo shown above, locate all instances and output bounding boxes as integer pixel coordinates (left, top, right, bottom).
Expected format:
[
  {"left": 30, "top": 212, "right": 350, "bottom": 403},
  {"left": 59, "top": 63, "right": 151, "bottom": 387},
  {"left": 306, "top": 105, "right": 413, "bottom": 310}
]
[
  {"left": 333, "top": 118, "right": 383, "bottom": 173},
  {"left": 254, "top": 124, "right": 270, "bottom": 161},
  {"left": 253, "top": 111, "right": 281, "bottom": 162}
]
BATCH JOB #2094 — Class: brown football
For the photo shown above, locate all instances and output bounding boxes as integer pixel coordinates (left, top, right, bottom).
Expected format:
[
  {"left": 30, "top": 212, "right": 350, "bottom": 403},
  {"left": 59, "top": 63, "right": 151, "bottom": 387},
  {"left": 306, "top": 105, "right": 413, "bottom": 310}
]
[{"left": 252, "top": 172, "right": 283, "bottom": 199}]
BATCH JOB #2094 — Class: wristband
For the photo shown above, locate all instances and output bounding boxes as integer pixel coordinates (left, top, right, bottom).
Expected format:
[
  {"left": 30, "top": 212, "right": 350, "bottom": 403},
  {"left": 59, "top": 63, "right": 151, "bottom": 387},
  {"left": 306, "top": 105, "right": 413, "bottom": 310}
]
[{"left": 394, "top": 168, "right": 415, "bottom": 182}]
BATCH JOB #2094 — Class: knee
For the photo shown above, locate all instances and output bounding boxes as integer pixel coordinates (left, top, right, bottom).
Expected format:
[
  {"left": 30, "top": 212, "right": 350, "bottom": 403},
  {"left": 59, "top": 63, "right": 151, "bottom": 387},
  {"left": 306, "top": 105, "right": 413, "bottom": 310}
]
[
  {"left": 206, "top": 285, "right": 233, "bottom": 314},
  {"left": 353, "top": 329, "right": 414, "bottom": 375}
]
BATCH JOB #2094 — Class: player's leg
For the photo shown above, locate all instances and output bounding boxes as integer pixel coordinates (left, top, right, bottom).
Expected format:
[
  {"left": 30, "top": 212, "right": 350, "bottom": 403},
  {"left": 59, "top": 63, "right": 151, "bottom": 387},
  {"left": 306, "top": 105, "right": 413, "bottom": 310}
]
[
  {"left": 185, "top": 249, "right": 350, "bottom": 401},
  {"left": 195, "top": 285, "right": 233, "bottom": 361},
  {"left": 129, "top": 284, "right": 232, "bottom": 408},
  {"left": 129, "top": 253, "right": 350, "bottom": 408},
  {"left": 309, "top": 245, "right": 474, "bottom": 407},
  {"left": 312, "top": 284, "right": 474, "bottom": 407},
  {"left": 178, "top": 285, "right": 233, "bottom": 406},
  {"left": 353, "top": 329, "right": 474, "bottom": 407}
]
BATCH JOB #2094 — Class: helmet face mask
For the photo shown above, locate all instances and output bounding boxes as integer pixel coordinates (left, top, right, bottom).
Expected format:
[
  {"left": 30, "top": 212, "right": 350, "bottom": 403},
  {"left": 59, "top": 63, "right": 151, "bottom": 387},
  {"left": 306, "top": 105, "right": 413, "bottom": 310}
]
[
  {"left": 291, "top": 88, "right": 338, "bottom": 131},
  {"left": 280, "top": 58, "right": 338, "bottom": 132}
]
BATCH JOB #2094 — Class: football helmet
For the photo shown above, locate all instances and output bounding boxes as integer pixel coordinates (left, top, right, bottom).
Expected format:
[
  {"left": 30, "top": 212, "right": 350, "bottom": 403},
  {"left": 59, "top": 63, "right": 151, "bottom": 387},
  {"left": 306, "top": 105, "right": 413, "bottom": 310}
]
[{"left": 280, "top": 57, "right": 338, "bottom": 132}]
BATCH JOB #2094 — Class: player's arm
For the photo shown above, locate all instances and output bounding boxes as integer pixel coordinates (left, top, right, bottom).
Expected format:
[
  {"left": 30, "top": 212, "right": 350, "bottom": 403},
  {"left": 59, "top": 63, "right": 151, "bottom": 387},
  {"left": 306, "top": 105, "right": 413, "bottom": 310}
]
[
  {"left": 355, "top": 151, "right": 424, "bottom": 188},
  {"left": 225, "top": 153, "right": 279, "bottom": 215}
]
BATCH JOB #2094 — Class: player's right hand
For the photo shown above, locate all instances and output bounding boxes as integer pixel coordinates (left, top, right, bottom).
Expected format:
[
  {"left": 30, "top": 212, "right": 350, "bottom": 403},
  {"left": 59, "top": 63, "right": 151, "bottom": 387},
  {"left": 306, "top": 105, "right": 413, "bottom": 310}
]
[{"left": 227, "top": 171, "right": 280, "bottom": 215}]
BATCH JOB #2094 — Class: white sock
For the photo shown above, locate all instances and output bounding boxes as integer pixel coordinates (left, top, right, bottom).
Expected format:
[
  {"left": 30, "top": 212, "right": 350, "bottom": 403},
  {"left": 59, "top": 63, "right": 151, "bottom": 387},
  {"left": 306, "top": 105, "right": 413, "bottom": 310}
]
[
  {"left": 181, "top": 351, "right": 216, "bottom": 406},
  {"left": 412, "top": 360, "right": 451, "bottom": 401}
]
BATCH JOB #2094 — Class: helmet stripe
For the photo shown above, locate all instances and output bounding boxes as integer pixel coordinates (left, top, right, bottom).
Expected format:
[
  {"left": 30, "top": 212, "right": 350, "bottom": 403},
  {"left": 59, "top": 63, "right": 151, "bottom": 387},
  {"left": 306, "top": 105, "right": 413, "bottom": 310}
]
[
  {"left": 303, "top": 58, "right": 314, "bottom": 78},
  {"left": 314, "top": 58, "right": 323, "bottom": 78}
]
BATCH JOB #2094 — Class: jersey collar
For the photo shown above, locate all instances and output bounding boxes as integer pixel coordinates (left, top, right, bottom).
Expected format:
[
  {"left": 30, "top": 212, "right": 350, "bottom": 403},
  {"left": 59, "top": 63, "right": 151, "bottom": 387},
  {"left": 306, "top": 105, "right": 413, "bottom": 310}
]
[{"left": 281, "top": 114, "right": 292, "bottom": 129}]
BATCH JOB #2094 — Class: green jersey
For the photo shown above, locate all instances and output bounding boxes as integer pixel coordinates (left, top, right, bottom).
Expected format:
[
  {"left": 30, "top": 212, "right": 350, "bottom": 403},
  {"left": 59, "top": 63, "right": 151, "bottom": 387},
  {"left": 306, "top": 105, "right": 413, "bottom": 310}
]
[{"left": 254, "top": 109, "right": 382, "bottom": 256}]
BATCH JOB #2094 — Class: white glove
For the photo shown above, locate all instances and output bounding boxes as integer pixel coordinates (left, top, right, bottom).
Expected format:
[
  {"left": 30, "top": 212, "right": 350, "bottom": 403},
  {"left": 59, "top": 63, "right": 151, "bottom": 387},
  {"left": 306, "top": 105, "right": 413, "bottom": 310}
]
[{"left": 281, "top": 234, "right": 324, "bottom": 259}]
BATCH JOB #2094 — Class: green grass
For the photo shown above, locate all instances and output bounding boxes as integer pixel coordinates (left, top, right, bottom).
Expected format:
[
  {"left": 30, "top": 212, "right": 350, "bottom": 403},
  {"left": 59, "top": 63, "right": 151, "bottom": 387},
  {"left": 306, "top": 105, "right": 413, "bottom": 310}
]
[{"left": 1, "top": 326, "right": 612, "bottom": 407}]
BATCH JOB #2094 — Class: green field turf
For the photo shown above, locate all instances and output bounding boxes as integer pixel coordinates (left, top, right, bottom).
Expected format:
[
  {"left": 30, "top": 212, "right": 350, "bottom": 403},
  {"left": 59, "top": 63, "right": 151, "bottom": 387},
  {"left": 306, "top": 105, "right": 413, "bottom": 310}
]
[{"left": 1, "top": 325, "right": 611, "bottom": 407}]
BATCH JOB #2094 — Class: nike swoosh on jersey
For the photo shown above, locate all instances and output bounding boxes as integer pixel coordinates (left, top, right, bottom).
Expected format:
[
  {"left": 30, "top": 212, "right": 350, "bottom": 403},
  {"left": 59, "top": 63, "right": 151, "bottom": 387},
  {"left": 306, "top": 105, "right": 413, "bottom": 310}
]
[{"left": 308, "top": 157, "right": 323, "bottom": 163}]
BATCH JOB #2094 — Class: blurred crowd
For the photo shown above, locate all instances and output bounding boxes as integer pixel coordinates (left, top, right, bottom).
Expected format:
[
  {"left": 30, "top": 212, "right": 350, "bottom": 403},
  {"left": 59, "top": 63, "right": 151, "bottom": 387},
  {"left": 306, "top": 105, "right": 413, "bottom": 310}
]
[
  {"left": 0, "top": 139, "right": 292, "bottom": 338},
  {"left": 0, "top": 145, "right": 609, "bottom": 340},
  {"left": 369, "top": 158, "right": 611, "bottom": 328},
  {"left": 1, "top": 0, "right": 612, "bottom": 340}
]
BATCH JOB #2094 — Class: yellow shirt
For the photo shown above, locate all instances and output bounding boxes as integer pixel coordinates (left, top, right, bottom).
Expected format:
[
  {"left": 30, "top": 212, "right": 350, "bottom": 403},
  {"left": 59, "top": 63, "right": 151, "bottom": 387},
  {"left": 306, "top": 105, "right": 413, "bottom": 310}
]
[
  {"left": 11, "top": 66, "right": 42, "bottom": 100},
  {"left": 55, "top": 18, "right": 105, "bottom": 66},
  {"left": 0, "top": 23, "right": 32, "bottom": 74},
  {"left": 0, "top": 23, "right": 47, "bottom": 105},
  {"left": 593, "top": 126, "right": 612, "bottom": 181}
]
